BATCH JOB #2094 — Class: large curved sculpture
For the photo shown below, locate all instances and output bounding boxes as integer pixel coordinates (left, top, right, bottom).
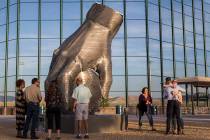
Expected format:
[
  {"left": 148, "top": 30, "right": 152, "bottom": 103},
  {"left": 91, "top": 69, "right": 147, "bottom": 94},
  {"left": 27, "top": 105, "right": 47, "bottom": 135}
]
[{"left": 45, "top": 3, "right": 123, "bottom": 111}]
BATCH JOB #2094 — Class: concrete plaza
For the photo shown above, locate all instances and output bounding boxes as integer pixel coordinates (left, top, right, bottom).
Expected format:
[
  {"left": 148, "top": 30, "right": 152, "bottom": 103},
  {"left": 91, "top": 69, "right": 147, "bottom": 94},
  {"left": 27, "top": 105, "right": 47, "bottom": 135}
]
[{"left": 0, "top": 115, "right": 209, "bottom": 140}]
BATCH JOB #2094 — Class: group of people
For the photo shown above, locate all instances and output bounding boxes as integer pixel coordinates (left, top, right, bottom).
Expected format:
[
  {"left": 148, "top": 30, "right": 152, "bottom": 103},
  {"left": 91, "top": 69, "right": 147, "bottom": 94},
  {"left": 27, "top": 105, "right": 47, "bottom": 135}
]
[
  {"left": 16, "top": 78, "right": 42, "bottom": 139},
  {"left": 136, "top": 77, "right": 185, "bottom": 135},
  {"left": 15, "top": 77, "right": 92, "bottom": 140},
  {"left": 15, "top": 76, "right": 185, "bottom": 139}
]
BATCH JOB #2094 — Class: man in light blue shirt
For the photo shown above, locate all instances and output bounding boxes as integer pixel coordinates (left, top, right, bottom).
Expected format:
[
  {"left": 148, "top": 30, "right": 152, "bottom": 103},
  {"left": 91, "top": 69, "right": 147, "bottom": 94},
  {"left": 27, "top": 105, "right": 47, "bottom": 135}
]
[{"left": 72, "top": 77, "right": 92, "bottom": 139}]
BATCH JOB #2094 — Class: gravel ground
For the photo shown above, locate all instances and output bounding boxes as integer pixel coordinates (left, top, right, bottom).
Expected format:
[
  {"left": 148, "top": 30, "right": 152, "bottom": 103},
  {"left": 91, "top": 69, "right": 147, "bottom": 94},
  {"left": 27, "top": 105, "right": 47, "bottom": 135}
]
[{"left": 0, "top": 115, "right": 209, "bottom": 140}]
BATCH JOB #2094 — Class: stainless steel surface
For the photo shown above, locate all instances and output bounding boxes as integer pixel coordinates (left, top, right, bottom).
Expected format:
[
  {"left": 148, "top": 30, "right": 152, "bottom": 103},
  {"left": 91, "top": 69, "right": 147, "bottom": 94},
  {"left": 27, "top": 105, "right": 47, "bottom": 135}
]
[{"left": 45, "top": 3, "right": 123, "bottom": 111}]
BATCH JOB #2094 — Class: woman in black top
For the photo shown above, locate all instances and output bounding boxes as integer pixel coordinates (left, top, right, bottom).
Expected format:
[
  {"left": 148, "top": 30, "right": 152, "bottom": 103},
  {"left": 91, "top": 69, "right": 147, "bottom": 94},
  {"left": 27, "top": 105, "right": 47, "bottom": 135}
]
[
  {"left": 138, "top": 87, "right": 155, "bottom": 131},
  {"left": 15, "top": 79, "right": 26, "bottom": 138},
  {"left": 45, "top": 81, "right": 63, "bottom": 140}
]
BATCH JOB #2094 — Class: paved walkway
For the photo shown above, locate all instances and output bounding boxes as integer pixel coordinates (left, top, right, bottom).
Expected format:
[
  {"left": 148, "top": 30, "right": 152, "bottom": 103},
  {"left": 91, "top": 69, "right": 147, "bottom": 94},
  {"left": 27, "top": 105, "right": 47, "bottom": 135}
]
[{"left": 0, "top": 115, "right": 209, "bottom": 140}]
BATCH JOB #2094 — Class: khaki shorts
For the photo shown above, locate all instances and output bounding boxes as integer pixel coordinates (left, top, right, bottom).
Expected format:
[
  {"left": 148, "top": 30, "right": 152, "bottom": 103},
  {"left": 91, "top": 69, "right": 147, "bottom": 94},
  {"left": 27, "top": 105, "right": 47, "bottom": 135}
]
[{"left": 75, "top": 103, "right": 89, "bottom": 120}]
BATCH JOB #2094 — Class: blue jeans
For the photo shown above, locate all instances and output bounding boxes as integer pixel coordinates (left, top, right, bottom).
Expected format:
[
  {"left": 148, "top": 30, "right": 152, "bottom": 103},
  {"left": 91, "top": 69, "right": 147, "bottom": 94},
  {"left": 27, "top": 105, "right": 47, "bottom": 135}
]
[
  {"left": 138, "top": 105, "right": 153, "bottom": 127},
  {"left": 23, "top": 102, "right": 39, "bottom": 137}
]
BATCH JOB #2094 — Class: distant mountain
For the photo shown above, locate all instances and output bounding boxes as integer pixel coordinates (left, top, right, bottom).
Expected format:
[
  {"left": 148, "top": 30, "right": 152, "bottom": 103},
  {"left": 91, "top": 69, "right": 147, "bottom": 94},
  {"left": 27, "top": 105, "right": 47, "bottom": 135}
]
[
  {"left": 108, "top": 96, "right": 138, "bottom": 106},
  {"left": 0, "top": 96, "right": 15, "bottom": 102}
]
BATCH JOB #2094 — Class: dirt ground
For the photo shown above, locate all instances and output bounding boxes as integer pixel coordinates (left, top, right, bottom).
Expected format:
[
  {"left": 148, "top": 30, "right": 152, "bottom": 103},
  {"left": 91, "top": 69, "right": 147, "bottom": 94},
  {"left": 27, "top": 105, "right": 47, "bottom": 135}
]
[{"left": 0, "top": 115, "right": 209, "bottom": 140}]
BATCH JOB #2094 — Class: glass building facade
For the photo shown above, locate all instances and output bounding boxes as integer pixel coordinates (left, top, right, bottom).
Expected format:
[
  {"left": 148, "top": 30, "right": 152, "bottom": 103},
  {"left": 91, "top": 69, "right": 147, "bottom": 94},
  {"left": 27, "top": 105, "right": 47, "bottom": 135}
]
[{"left": 0, "top": 0, "right": 210, "bottom": 108}]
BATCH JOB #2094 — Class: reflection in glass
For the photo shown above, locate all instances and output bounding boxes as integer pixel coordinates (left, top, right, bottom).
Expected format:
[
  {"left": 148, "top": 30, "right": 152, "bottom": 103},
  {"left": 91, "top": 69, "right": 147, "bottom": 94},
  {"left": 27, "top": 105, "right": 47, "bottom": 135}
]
[
  {"left": 19, "top": 39, "right": 38, "bottom": 56},
  {"left": 0, "top": 60, "right": 5, "bottom": 77},
  {"left": 148, "top": 2, "right": 159, "bottom": 22},
  {"left": 186, "top": 47, "right": 195, "bottom": 63},
  {"left": 8, "top": 58, "right": 16, "bottom": 76},
  {"left": 110, "top": 76, "right": 125, "bottom": 92},
  {"left": 19, "top": 57, "right": 38, "bottom": 75},
  {"left": 111, "top": 57, "right": 125, "bottom": 75},
  {"left": 42, "top": 2, "right": 60, "bottom": 20},
  {"left": 9, "top": 4, "right": 17, "bottom": 22},
  {"left": 174, "top": 28, "right": 183, "bottom": 45},
  {"left": 149, "top": 39, "right": 160, "bottom": 58},
  {"left": 149, "top": 21, "right": 159, "bottom": 39},
  {"left": 162, "top": 42, "right": 172, "bottom": 60},
  {"left": 207, "top": 51, "right": 210, "bottom": 66},
  {"left": 63, "top": 20, "right": 80, "bottom": 39},
  {"left": 196, "top": 49, "right": 204, "bottom": 65},
  {"left": 187, "top": 63, "right": 195, "bottom": 76},
  {"left": 41, "top": 57, "right": 51, "bottom": 76},
  {"left": 127, "top": 1, "right": 145, "bottom": 19},
  {"left": 0, "top": 25, "right": 6, "bottom": 42},
  {"left": 175, "top": 45, "right": 184, "bottom": 61},
  {"left": 104, "top": 2, "right": 123, "bottom": 14},
  {"left": 7, "top": 76, "right": 16, "bottom": 92},
  {"left": 128, "top": 57, "right": 146, "bottom": 75},
  {"left": 20, "top": 21, "right": 38, "bottom": 38},
  {"left": 41, "top": 39, "right": 59, "bottom": 56},
  {"left": 111, "top": 39, "right": 124, "bottom": 57},
  {"left": 42, "top": 21, "right": 60, "bottom": 38},
  {"left": 150, "top": 76, "right": 161, "bottom": 92},
  {"left": 150, "top": 58, "right": 160, "bottom": 76},
  {"left": 0, "top": 78, "right": 4, "bottom": 92},
  {"left": 176, "top": 61, "right": 185, "bottom": 77},
  {"left": 185, "top": 16, "right": 193, "bottom": 32},
  {"left": 162, "top": 25, "right": 172, "bottom": 42},
  {"left": 174, "top": 12, "right": 182, "bottom": 28},
  {"left": 63, "top": 2, "right": 80, "bottom": 20},
  {"left": 161, "top": 8, "right": 171, "bottom": 25},
  {"left": 185, "top": 31, "right": 194, "bottom": 47},
  {"left": 163, "top": 60, "right": 173, "bottom": 77},
  {"left": 0, "top": 43, "right": 5, "bottom": 59},
  {"left": 20, "top": 2, "right": 38, "bottom": 20},
  {"left": 9, "top": 22, "right": 17, "bottom": 40},
  {"left": 127, "top": 38, "right": 146, "bottom": 57},
  {"left": 8, "top": 40, "right": 16, "bottom": 58},
  {"left": 127, "top": 20, "right": 145, "bottom": 37},
  {"left": 128, "top": 76, "right": 147, "bottom": 91},
  {"left": 0, "top": 9, "right": 6, "bottom": 25},
  {"left": 197, "top": 65, "right": 205, "bottom": 76}
]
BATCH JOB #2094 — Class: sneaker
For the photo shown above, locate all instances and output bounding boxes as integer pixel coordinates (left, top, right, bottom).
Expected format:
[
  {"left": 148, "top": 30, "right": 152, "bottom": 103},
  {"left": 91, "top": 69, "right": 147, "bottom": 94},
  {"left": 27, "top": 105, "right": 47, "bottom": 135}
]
[
  {"left": 84, "top": 135, "right": 89, "bottom": 139},
  {"left": 76, "top": 135, "right": 82, "bottom": 139},
  {"left": 46, "top": 137, "right": 51, "bottom": 140}
]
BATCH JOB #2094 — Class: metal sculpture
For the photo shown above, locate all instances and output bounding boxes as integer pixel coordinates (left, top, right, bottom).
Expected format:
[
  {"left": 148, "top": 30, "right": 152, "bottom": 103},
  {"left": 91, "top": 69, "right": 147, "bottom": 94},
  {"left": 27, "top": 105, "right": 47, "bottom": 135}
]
[{"left": 45, "top": 3, "right": 123, "bottom": 111}]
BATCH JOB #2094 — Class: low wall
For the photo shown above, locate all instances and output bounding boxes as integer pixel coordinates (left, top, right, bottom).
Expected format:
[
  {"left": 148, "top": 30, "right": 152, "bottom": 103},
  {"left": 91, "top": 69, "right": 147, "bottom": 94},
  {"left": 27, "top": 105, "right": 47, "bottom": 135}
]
[
  {"left": 0, "top": 106, "right": 209, "bottom": 115},
  {"left": 0, "top": 107, "right": 16, "bottom": 115},
  {"left": 46, "top": 114, "right": 125, "bottom": 134},
  {"left": 97, "top": 106, "right": 210, "bottom": 115}
]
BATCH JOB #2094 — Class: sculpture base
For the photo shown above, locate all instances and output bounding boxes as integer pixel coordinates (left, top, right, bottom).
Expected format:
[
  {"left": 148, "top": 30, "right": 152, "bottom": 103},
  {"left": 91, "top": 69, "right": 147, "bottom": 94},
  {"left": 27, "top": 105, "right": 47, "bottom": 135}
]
[{"left": 49, "top": 113, "right": 125, "bottom": 134}]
